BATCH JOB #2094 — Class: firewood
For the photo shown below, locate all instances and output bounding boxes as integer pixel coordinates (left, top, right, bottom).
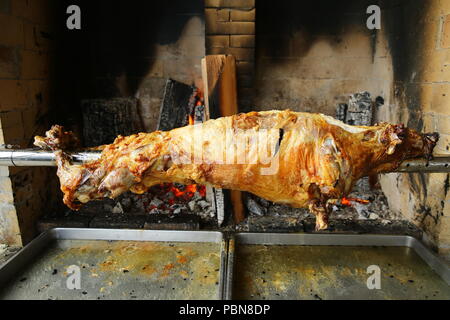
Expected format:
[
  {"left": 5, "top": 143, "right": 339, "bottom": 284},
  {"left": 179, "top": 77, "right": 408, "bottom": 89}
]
[{"left": 202, "top": 55, "right": 245, "bottom": 224}]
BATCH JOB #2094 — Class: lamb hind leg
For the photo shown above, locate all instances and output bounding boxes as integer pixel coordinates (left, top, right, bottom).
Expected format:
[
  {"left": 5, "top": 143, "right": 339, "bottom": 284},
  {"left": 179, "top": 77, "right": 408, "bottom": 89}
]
[{"left": 308, "top": 200, "right": 331, "bottom": 231}]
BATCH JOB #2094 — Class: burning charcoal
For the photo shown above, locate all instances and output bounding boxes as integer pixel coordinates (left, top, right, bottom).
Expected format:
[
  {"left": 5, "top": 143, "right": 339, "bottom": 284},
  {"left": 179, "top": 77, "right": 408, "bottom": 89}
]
[
  {"left": 150, "top": 198, "right": 164, "bottom": 208},
  {"left": 195, "top": 105, "right": 205, "bottom": 123},
  {"left": 192, "top": 192, "right": 202, "bottom": 201},
  {"left": 170, "top": 204, "right": 186, "bottom": 215},
  {"left": 120, "top": 198, "right": 131, "bottom": 208},
  {"left": 135, "top": 201, "right": 145, "bottom": 212},
  {"left": 163, "top": 192, "right": 174, "bottom": 201},
  {"left": 149, "top": 208, "right": 160, "bottom": 215},
  {"left": 197, "top": 200, "right": 210, "bottom": 210},
  {"left": 247, "top": 198, "right": 267, "bottom": 216},
  {"left": 112, "top": 202, "right": 124, "bottom": 214},
  {"left": 257, "top": 197, "right": 271, "bottom": 208},
  {"left": 331, "top": 204, "right": 340, "bottom": 212},
  {"left": 354, "top": 203, "right": 369, "bottom": 219},
  {"left": 188, "top": 200, "right": 197, "bottom": 212},
  {"left": 369, "top": 213, "right": 379, "bottom": 220}
]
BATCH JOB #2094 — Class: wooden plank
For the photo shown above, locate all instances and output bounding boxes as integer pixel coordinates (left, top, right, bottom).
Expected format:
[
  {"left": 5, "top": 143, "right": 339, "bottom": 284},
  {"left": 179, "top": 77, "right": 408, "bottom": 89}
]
[
  {"left": 202, "top": 57, "right": 225, "bottom": 226},
  {"left": 202, "top": 54, "right": 245, "bottom": 224}
]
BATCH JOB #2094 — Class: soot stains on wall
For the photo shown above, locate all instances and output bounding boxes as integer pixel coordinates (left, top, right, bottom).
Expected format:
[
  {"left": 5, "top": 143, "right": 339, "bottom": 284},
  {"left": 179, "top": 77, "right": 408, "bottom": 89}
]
[
  {"left": 53, "top": 0, "right": 204, "bottom": 130},
  {"left": 257, "top": 0, "right": 376, "bottom": 60},
  {"left": 254, "top": 0, "right": 390, "bottom": 114},
  {"left": 382, "top": 0, "right": 431, "bottom": 129},
  {"left": 376, "top": 0, "right": 450, "bottom": 257}
]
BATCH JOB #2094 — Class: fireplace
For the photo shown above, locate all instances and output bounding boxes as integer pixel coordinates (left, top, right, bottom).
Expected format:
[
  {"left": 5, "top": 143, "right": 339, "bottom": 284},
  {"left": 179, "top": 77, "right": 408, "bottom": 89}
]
[{"left": 0, "top": 0, "right": 449, "bottom": 264}]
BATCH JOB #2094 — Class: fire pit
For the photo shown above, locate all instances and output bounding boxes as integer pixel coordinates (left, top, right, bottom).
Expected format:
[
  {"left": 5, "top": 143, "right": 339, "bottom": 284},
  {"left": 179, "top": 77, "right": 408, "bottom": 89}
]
[{"left": 0, "top": 0, "right": 450, "bottom": 302}]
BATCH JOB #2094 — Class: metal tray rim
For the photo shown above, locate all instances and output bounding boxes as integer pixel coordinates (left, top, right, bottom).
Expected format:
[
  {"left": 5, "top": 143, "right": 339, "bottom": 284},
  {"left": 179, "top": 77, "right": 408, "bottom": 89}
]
[
  {"left": 48, "top": 228, "right": 225, "bottom": 243},
  {"left": 233, "top": 232, "right": 417, "bottom": 246}
]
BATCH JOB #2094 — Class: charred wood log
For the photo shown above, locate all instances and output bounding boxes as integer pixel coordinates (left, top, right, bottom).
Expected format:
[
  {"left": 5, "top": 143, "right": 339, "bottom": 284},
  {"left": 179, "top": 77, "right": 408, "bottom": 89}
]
[
  {"left": 82, "top": 97, "right": 142, "bottom": 147},
  {"left": 158, "top": 79, "right": 195, "bottom": 131}
]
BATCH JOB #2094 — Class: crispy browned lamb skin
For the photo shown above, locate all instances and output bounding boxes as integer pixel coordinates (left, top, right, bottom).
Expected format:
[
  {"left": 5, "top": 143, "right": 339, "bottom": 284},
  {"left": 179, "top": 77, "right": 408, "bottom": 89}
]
[{"left": 34, "top": 110, "right": 439, "bottom": 230}]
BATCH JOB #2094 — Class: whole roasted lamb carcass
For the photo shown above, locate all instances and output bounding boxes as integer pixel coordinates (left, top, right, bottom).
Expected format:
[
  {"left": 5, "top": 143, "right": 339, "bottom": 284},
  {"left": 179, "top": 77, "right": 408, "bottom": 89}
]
[{"left": 34, "top": 110, "right": 439, "bottom": 230}]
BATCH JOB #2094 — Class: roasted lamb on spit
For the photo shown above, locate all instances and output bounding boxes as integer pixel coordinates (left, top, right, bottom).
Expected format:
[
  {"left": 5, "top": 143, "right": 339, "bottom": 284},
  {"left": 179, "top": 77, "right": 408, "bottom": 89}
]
[{"left": 34, "top": 110, "right": 439, "bottom": 230}]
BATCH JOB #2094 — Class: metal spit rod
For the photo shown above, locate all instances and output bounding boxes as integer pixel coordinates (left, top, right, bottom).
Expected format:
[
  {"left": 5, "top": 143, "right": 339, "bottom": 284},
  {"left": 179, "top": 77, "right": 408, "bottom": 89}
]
[
  {"left": 0, "top": 149, "right": 449, "bottom": 173},
  {"left": 0, "top": 149, "right": 101, "bottom": 167},
  {"left": 395, "top": 157, "right": 450, "bottom": 173}
]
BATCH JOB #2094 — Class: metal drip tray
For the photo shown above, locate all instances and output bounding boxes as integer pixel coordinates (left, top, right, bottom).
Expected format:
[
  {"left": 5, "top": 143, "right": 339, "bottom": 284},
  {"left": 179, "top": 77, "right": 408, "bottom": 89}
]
[
  {"left": 0, "top": 229, "right": 227, "bottom": 300},
  {"left": 226, "top": 233, "right": 450, "bottom": 300},
  {"left": 1, "top": 230, "right": 449, "bottom": 300}
]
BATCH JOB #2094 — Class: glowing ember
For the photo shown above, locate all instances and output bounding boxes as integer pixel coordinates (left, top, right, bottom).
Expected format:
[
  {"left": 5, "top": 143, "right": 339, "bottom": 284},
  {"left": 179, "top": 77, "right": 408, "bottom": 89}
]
[
  {"left": 341, "top": 197, "right": 370, "bottom": 207},
  {"left": 187, "top": 88, "right": 204, "bottom": 125},
  {"left": 138, "top": 183, "right": 208, "bottom": 214},
  {"left": 170, "top": 183, "right": 204, "bottom": 199},
  {"left": 158, "top": 183, "right": 206, "bottom": 200}
]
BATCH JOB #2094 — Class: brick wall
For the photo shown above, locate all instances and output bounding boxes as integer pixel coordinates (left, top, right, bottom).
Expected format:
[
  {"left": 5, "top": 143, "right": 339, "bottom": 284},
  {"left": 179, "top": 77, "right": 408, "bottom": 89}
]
[
  {"left": 205, "top": 0, "right": 255, "bottom": 111},
  {"left": 377, "top": 0, "right": 450, "bottom": 260},
  {"left": 0, "top": 0, "right": 58, "bottom": 246},
  {"left": 253, "top": 0, "right": 391, "bottom": 115}
]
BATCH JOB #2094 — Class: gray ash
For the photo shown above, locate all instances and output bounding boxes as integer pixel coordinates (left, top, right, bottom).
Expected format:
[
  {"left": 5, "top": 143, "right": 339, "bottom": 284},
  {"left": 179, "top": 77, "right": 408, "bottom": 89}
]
[{"left": 74, "top": 183, "right": 215, "bottom": 221}]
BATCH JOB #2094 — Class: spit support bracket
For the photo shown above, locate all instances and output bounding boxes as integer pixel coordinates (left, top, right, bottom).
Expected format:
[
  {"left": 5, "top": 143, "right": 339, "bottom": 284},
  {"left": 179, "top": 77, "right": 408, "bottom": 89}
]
[
  {"left": 394, "top": 156, "right": 450, "bottom": 173},
  {"left": 0, "top": 149, "right": 449, "bottom": 173}
]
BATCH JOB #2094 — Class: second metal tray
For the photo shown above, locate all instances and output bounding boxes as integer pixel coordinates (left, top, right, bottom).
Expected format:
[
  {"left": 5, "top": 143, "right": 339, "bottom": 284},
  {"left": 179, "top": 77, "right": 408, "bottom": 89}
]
[{"left": 226, "top": 233, "right": 450, "bottom": 300}]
